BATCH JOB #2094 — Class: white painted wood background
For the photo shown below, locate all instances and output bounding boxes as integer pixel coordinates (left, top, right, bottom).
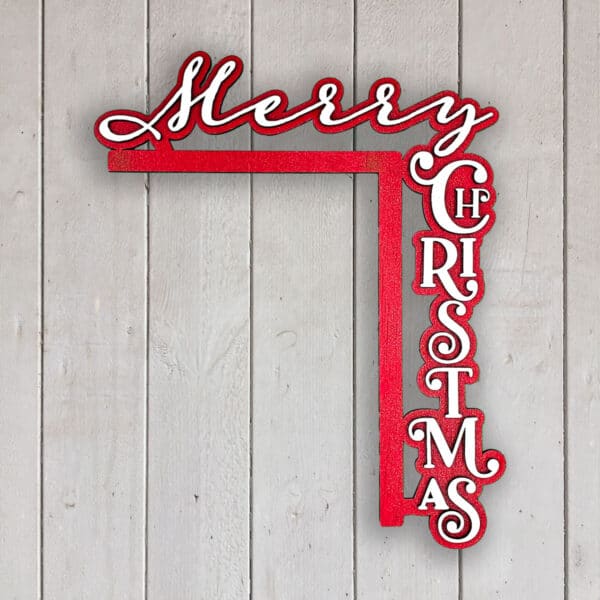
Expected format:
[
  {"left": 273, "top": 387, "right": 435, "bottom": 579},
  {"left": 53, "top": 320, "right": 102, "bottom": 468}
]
[{"left": 0, "top": 0, "right": 596, "bottom": 598}]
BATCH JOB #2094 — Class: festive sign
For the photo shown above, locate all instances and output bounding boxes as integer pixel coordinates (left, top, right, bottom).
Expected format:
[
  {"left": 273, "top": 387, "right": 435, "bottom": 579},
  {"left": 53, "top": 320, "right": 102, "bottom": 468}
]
[{"left": 95, "top": 51, "right": 505, "bottom": 549}]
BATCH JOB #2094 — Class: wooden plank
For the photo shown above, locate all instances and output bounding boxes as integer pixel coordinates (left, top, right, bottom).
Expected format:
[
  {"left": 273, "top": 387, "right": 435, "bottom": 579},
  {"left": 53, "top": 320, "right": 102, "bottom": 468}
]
[
  {"left": 0, "top": 1, "right": 40, "bottom": 596},
  {"left": 43, "top": 3, "right": 146, "bottom": 596},
  {"left": 354, "top": 1, "right": 460, "bottom": 597},
  {"left": 251, "top": 2, "right": 354, "bottom": 597},
  {"left": 566, "top": 1, "right": 600, "bottom": 597},
  {"left": 145, "top": 5, "right": 251, "bottom": 598},
  {"left": 461, "top": 1, "right": 564, "bottom": 597}
]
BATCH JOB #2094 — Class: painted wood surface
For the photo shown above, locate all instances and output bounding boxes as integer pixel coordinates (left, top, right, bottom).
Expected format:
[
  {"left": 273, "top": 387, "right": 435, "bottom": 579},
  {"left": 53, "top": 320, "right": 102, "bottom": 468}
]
[
  {"left": 461, "top": 1, "right": 564, "bottom": 598},
  {"left": 354, "top": 1, "right": 460, "bottom": 598},
  {"left": 0, "top": 1, "right": 40, "bottom": 597},
  {"left": 566, "top": 2, "right": 600, "bottom": 598},
  {"left": 251, "top": 2, "right": 354, "bottom": 597},
  {"left": 146, "top": 4, "right": 251, "bottom": 598},
  {"left": 43, "top": 2, "right": 146, "bottom": 597},
  {"left": 0, "top": 1, "right": 596, "bottom": 598}
]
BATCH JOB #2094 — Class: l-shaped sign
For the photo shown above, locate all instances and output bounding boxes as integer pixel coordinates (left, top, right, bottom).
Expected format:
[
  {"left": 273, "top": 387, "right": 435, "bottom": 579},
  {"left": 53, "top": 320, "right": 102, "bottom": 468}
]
[{"left": 95, "top": 51, "right": 505, "bottom": 549}]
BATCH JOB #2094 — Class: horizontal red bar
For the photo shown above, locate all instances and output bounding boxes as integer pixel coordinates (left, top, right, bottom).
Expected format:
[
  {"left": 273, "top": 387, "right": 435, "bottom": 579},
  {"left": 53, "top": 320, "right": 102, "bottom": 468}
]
[{"left": 108, "top": 149, "right": 402, "bottom": 175}]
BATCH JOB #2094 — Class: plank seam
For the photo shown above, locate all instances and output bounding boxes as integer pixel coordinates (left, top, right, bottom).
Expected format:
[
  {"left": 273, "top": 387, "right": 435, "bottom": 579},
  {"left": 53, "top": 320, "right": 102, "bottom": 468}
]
[
  {"left": 562, "top": 0, "right": 568, "bottom": 598},
  {"left": 249, "top": 1, "right": 255, "bottom": 596},
  {"left": 39, "top": 0, "right": 45, "bottom": 597},
  {"left": 352, "top": 0, "right": 358, "bottom": 598},
  {"left": 144, "top": 1, "right": 150, "bottom": 597}
]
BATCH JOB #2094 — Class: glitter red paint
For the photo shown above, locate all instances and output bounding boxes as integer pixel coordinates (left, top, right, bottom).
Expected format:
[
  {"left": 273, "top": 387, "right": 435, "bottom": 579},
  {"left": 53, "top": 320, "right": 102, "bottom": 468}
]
[{"left": 95, "top": 51, "right": 505, "bottom": 549}]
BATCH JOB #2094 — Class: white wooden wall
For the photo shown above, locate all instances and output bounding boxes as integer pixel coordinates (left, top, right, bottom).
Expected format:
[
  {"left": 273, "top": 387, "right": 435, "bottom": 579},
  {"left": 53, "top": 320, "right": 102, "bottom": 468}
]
[{"left": 0, "top": 1, "right": 596, "bottom": 598}]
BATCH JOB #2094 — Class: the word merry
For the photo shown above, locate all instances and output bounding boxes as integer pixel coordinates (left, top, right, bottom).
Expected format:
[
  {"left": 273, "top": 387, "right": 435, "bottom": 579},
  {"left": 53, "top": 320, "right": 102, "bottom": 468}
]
[{"left": 95, "top": 51, "right": 495, "bottom": 157}]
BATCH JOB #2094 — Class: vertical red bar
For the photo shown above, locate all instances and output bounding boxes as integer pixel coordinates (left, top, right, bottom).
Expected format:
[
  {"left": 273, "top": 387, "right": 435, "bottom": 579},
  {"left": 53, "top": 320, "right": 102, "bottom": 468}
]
[{"left": 378, "top": 160, "right": 405, "bottom": 526}]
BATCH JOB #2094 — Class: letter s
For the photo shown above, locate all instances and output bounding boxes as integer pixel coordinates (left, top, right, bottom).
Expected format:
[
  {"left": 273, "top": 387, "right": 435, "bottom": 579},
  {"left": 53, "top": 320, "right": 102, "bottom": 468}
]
[{"left": 436, "top": 477, "right": 481, "bottom": 545}]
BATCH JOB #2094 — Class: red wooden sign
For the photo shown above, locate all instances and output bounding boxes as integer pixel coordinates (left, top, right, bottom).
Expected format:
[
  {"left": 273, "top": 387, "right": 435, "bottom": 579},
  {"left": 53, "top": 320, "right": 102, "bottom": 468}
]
[{"left": 95, "top": 51, "right": 505, "bottom": 549}]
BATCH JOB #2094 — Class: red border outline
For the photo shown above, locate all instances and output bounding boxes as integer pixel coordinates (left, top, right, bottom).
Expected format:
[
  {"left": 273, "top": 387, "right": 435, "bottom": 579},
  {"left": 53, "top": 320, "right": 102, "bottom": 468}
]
[{"left": 108, "top": 149, "right": 406, "bottom": 526}]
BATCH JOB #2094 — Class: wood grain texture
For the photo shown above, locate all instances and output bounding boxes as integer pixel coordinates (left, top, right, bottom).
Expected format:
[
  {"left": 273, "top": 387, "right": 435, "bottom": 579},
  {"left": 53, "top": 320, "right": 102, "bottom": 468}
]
[
  {"left": 43, "top": 3, "right": 146, "bottom": 597},
  {"left": 566, "top": 1, "right": 600, "bottom": 597},
  {"left": 251, "top": 1, "right": 354, "bottom": 597},
  {"left": 461, "top": 1, "right": 564, "bottom": 598},
  {"left": 0, "top": 0, "right": 40, "bottom": 596},
  {"left": 146, "top": 4, "right": 251, "bottom": 599},
  {"left": 2, "top": 1, "right": 597, "bottom": 597},
  {"left": 354, "top": 1, "right": 460, "bottom": 597}
]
